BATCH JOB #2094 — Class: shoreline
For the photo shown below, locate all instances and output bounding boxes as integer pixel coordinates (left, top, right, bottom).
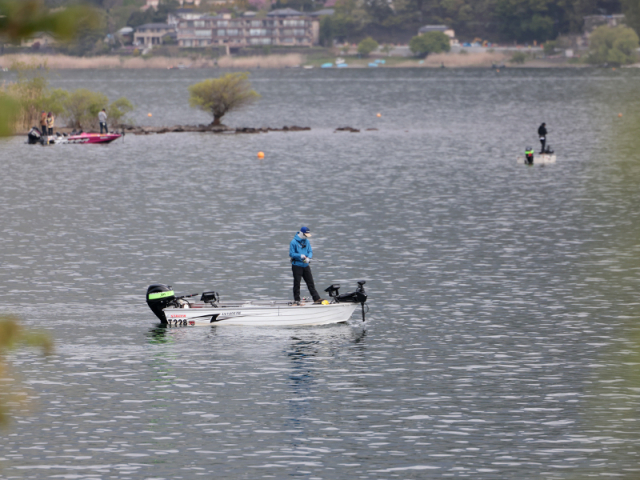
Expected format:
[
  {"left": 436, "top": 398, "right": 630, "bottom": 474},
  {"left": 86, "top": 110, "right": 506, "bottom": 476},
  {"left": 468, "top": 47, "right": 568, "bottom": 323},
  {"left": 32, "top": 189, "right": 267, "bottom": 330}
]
[{"left": 0, "top": 52, "right": 602, "bottom": 70}]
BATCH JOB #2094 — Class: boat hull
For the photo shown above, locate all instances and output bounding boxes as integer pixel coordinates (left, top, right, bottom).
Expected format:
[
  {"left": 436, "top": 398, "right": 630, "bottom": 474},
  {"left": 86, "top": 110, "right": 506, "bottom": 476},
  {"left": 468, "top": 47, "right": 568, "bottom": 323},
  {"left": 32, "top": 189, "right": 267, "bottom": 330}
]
[
  {"left": 44, "top": 133, "right": 122, "bottom": 145},
  {"left": 162, "top": 302, "right": 358, "bottom": 327}
]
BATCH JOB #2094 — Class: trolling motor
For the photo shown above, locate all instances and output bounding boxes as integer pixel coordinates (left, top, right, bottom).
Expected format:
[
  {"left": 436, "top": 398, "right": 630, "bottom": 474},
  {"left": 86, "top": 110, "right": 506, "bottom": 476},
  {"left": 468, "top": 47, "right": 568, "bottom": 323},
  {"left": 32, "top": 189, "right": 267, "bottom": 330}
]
[
  {"left": 324, "top": 280, "right": 368, "bottom": 321},
  {"left": 525, "top": 146, "right": 534, "bottom": 165}
]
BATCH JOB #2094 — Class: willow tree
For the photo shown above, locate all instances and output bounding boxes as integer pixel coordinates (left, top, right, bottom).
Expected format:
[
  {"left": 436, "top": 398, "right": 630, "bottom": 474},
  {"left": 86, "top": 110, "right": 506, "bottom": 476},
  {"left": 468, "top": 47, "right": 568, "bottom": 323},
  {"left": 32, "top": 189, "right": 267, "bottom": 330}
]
[{"left": 188, "top": 72, "right": 260, "bottom": 126}]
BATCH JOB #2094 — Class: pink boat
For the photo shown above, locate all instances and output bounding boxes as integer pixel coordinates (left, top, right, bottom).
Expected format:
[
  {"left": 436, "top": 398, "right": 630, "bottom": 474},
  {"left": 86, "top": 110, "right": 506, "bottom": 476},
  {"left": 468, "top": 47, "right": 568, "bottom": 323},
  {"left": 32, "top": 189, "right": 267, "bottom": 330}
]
[
  {"left": 61, "top": 132, "right": 122, "bottom": 144},
  {"left": 28, "top": 128, "right": 122, "bottom": 145}
]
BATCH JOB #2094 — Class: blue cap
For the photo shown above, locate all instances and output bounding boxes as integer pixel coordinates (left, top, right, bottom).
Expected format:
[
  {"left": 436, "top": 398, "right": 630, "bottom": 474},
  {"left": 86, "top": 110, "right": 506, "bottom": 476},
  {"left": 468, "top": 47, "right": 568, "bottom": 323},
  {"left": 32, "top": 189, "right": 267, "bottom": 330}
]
[{"left": 300, "top": 226, "right": 310, "bottom": 234}]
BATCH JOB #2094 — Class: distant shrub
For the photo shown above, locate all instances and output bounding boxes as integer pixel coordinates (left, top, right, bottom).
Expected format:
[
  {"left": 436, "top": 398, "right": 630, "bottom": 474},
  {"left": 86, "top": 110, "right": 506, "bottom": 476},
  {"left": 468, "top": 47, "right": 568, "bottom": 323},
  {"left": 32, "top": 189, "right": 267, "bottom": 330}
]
[
  {"left": 510, "top": 51, "right": 527, "bottom": 64},
  {"left": 543, "top": 40, "right": 557, "bottom": 55},
  {"left": 409, "top": 31, "right": 451, "bottom": 58},
  {"left": 357, "top": 37, "right": 379, "bottom": 57},
  {"left": 587, "top": 25, "right": 639, "bottom": 66}
]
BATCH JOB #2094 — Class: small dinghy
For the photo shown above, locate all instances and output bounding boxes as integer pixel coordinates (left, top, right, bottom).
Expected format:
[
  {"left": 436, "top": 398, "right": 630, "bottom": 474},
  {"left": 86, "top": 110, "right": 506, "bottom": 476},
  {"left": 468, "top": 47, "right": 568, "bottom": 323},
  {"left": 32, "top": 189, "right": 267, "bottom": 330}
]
[
  {"left": 146, "top": 281, "right": 368, "bottom": 327},
  {"left": 517, "top": 146, "right": 556, "bottom": 165},
  {"left": 517, "top": 154, "right": 556, "bottom": 165}
]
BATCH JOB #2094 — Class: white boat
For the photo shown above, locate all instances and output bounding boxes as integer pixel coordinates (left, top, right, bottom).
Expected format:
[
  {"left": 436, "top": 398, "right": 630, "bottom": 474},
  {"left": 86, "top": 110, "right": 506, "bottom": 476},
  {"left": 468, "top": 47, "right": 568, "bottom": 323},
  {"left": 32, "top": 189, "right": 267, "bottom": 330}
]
[
  {"left": 517, "top": 153, "right": 556, "bottom": 165},
  {"left": 146, "top": 282, "right": 368, "bottom": 327}
]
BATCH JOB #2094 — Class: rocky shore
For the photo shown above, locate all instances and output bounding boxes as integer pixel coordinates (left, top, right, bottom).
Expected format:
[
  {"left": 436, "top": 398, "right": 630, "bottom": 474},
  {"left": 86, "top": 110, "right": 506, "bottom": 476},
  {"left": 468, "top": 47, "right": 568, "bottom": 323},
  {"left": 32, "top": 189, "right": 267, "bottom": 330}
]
[{"left": 122, "top": 124, "right": 311, "bottom": 135}]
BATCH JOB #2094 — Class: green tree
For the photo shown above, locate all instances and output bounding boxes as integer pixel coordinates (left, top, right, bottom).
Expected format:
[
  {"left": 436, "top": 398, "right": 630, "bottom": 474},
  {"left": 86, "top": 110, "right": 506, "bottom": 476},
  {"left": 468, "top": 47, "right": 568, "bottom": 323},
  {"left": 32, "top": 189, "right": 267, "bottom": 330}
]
[
  {"left": 63, "top": 88, "right": 109, "bottom": 129},
  {"left": 509, "top": 50, "right": 527, "bottom": 63},
  {"left": 409, "top": 31, "right": 450, "bottom": 57},
  {"left": 587, "top": 25, "right": 640, "bottom": 65},
  {"left": 357, "top": 36, "right": 379, "bottom": 57},
  {"left": 107, "top": 97, "right": 135, "bottom": 128},
  {"left": 188, "top": 72, "right": 260, "bottom": 126},
  {"left": 623, "top": 0, "right": 640, "bottom": 37}
]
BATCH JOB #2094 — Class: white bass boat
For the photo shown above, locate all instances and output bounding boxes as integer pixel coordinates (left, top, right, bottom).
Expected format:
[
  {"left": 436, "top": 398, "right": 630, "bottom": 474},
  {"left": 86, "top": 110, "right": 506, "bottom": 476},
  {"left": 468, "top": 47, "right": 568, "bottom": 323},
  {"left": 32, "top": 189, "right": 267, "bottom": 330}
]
[
  {"left": 517, "top": 153, "right": 556, "bottom": 165},
  {"left": 146, "top": 281, "right": 368, "bottom": 327}
]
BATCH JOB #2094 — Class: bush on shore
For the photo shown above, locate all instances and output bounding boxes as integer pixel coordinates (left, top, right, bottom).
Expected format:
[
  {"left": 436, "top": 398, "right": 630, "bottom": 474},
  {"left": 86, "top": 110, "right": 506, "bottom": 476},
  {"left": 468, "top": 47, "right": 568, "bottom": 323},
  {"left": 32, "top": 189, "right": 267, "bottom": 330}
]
[
  {"left": 409, "top": 32, "right": 451, "bottom": 58},
  {"left": 357, "top": 37, "right": 379, "bottom": 57},
  {"left": 0, "top": 62, "right": 134, "bottom": 132},
  {"left": 587, "top": 25, "right": 639, "bottom": 66}
]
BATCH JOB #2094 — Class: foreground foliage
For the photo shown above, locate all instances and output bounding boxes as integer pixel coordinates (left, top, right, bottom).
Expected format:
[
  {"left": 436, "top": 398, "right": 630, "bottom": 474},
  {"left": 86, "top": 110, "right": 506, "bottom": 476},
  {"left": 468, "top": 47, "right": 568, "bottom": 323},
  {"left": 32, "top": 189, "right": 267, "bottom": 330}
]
[
  {"left": 0, "top": 315, "right": 52, "bottom": 427},
  {"left": 188, "top": 72, "right": 260, "bottom": 126},
  {"left": 0, "top": 0, "right": 99, "bottom": 136}
]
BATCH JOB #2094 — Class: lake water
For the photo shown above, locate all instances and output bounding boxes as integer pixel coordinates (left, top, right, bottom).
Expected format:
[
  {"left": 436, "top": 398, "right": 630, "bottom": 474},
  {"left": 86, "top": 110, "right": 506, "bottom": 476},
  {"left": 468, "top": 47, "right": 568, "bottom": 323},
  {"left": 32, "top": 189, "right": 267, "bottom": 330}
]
[{"left": 1, "top": 67, "right": 640, "bottom": 479}]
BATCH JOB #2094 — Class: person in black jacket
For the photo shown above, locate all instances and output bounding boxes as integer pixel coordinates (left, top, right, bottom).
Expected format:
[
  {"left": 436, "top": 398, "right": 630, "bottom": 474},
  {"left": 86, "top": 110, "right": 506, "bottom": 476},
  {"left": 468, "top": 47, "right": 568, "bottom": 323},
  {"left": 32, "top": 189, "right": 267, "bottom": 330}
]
[{"left": 538, "top": 123, "right": 547, "bottom": 153}]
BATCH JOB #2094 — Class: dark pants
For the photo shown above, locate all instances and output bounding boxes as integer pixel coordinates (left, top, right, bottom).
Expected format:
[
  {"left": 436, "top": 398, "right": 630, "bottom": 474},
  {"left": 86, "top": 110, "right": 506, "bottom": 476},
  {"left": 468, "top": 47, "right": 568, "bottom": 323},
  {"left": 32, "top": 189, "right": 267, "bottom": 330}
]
[
  {"left": 292, "top": 265, "right": 320, "bottom": 302},
  {"left": 100, "top": 122, "right": 108, "bottom": 134},
  {"left": 48, "top": 127, "right": 53, "bottom": 136},
  {"left": 40, "top": 125, "right": 47, "bottom": 135},
  {"left": 540, "top": 137, "right": 546, "bottom": 153}
]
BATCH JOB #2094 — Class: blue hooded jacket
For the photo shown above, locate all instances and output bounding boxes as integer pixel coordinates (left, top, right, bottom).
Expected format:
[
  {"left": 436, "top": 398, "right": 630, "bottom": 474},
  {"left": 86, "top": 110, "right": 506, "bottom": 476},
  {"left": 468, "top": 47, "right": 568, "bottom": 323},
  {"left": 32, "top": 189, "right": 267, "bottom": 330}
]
[{"left": 290, "top": 232, "right": 312, "bottom": 267}]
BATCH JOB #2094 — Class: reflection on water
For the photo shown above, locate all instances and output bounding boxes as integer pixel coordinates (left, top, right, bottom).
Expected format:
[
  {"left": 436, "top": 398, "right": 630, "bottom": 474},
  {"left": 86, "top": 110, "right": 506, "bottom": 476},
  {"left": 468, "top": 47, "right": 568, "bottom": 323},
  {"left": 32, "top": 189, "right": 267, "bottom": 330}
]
[{"left": 1, "top": 68, "right": 640, "bottom": 478}]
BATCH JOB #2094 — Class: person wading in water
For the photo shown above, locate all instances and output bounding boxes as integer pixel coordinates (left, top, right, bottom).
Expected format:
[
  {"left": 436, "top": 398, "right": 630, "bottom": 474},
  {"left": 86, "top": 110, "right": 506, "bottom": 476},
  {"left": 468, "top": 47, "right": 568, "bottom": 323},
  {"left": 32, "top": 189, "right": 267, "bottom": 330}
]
[
  {"left": 289, "top": 226, "right": 325, "bottom": 305},
  {"left": 538, "top": 122, "right": 548, "bottom": 153}
]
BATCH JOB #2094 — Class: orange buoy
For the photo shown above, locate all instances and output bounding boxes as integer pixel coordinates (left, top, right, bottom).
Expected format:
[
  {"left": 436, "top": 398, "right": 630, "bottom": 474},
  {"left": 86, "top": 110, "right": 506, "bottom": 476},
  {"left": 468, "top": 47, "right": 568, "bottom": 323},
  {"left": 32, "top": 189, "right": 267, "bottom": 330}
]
[
  {"left": 148, "top": 113, "right": 152, "bottom": 117},
  {"left": 618, "top": 113, "right": 623, "bottom": 117},
  {"left": 376, "top": 113, "right": 381, "bottom": 118},
  {"left": 257, "top": 151, "right": 265, "bottom": 159}
]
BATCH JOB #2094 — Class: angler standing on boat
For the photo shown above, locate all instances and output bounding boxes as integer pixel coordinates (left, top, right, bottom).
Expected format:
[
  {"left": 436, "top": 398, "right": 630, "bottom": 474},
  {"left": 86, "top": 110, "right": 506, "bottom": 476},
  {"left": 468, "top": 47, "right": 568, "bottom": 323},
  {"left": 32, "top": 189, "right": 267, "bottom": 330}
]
[
  {"left": 99, "top": 108, "right": 108, "bottom": 134},
  {"left": 40, "top": 111, "right": 47, "bottom": 136},
  {"left": 538, "top": 122, "right": 547, "bottom": 153},
  {"left": 46, "top": 112, "right": 55, "bottom": 136},
  {"left": 289, "top": 226, "right": 324, "bottom": 304}
]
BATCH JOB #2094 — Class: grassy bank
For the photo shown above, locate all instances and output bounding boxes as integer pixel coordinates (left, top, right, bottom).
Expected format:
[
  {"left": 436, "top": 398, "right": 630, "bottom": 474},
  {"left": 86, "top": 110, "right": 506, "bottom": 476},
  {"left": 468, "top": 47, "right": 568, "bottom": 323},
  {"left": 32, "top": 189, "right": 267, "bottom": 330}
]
[
  {"left": 0, "top": 51, "right": 592, "bottom": 70},
  {"left": 0, "top": 53, "right": 304, "bottom": 70}
]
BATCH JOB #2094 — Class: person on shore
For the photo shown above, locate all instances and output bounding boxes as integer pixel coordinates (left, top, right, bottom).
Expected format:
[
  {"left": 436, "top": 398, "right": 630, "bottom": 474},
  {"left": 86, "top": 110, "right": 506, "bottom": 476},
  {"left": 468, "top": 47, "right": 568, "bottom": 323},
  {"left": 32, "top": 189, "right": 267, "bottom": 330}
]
[
  {"left": 289, "top": 226, "right": 324, "bottom": 305},
  {"left": 46, "top": 112, "right": 55, "bottom": 136},
  {"left": 538, "top": 122, "right": 547, "bottom": 153},
  {"left": 99, "top": 108, "right": 108, "bottom": 134},
  {"left": 40, "top": 111, "right": 47, "bottom": 136}
]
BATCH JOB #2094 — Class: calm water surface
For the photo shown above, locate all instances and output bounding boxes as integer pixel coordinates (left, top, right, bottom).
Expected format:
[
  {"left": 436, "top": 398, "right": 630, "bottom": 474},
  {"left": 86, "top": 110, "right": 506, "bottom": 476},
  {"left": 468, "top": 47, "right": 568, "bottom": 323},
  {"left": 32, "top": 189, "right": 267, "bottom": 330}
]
[{"left": 1, "top": 68, "right": 639, "bottom": 479}]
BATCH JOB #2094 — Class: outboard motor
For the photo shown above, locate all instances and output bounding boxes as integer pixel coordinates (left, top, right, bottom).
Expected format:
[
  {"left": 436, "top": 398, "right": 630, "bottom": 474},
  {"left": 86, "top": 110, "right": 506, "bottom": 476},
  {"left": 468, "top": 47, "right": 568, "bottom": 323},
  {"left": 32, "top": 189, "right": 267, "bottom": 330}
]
[
  {"left": 543, "top": 145, "right": 554, "bottom": 154},
  {"left": 325, "top": 281, "right": 368, "bottom": 321},
  {"left": 525, "top": 146, "right": 534, "bottom": 165},
  {"left": 146, "top": 284, "right": 176, "bottom": 323},
  {"left": 27, "top": 127, "right": 42, "bottom": 145}
]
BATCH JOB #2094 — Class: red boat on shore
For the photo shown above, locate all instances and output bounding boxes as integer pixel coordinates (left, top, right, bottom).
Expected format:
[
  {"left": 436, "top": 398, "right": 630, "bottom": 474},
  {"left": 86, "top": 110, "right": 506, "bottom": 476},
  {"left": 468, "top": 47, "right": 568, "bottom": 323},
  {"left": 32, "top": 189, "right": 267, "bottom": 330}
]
[{"left": 28, "top": 128, "right": 122, "bottom": 145}]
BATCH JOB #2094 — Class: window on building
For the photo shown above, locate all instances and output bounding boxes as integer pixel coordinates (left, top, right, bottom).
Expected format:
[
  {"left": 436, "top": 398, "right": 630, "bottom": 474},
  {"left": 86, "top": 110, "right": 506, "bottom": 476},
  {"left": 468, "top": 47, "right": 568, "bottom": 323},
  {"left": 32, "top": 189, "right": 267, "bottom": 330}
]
[
  {"left": 196, "top": 30, "right": 210, "bottom": 36},
  {"left": 283, "top": 19, "right": 305, "bottom": 27},
  {"left": 227, "top": 29, "right": 238, "bottom": 36},
  {"left": 249, "top": 29, "right": 267, "bottom": 36},
  {"left": 293, "top": 29, "right": 306, "bottom": 36},
  {"left": 282, "top": 37, "right": 294, "bottom": 43},
  {"left": 217, "top": 20, "right": 228, "bottom": 27},
  {"left": 216, "top": 29, "right": 226, "bottom": 36},
  {"left": 251, "top": 20, "right": 263, "bottom": 27}
]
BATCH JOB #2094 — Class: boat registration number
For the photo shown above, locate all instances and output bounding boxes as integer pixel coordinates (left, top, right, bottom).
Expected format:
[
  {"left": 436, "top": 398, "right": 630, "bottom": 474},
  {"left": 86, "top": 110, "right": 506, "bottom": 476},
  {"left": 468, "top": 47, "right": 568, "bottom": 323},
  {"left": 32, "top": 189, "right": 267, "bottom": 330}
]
[{"left": 168, "top": 318, "right": 195, "bottom": 327}]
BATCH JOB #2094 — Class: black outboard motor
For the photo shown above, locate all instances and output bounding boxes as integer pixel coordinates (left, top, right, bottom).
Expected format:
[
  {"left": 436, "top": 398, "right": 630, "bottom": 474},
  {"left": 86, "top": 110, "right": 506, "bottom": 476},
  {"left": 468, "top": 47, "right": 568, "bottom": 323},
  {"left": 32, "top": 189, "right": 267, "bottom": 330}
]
[
  {"left": 324, "top": 281, "right": 368, "bottom": 321},
  {"left": 146, "top": 284, "right": 176, "bottom": 323},
  {"left": 27, "top": 127, "right": 42, "bottom": 145},
  {"left": 543, "top": 145, "right": 554, "bottom": 154},
  {"left": 525, "top": 146, "right": 534, "bottom": 165}
]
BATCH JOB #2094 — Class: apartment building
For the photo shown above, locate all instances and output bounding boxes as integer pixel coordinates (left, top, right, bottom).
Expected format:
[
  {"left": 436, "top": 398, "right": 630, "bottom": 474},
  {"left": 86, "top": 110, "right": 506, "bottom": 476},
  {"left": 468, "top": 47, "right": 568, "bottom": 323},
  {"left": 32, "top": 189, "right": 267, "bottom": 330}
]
[
  {"left": 177, "top": 9, "right": 319, "bottom": 49},
  {"left": 134, "top": 23, "right": 176, "bottom": 46}
]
